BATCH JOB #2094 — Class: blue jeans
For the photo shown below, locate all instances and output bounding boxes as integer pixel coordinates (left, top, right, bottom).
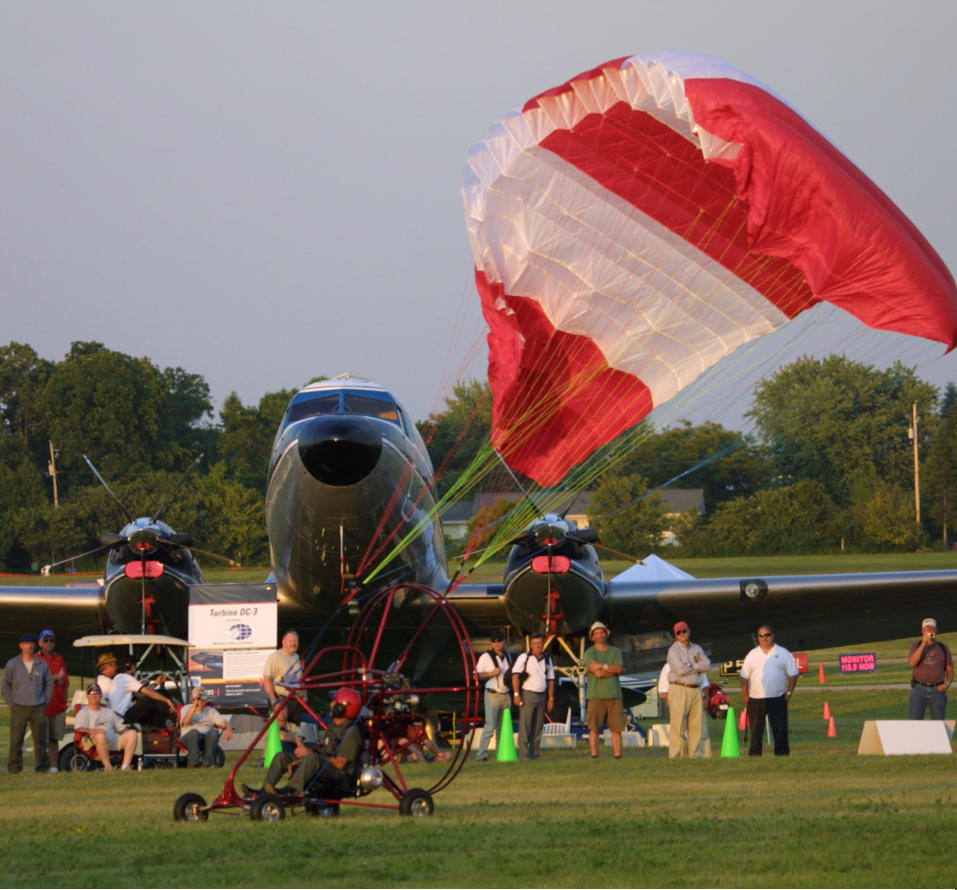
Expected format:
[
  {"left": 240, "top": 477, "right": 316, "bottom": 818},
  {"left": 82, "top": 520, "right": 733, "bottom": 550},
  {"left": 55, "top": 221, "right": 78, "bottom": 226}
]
[
  {"left": 183, "top": 728, "right": 221, "bottom": 766},
  {"left": 909, "top": 684, "right": 947, "bottom": 720},
  {"left": 475, "top": 690, "right": 510, "bottom": 758}
]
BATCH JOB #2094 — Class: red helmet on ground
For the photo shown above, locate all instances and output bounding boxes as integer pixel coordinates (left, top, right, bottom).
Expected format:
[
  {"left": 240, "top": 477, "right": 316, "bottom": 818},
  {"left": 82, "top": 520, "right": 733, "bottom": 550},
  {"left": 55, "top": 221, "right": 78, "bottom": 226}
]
[{"left": 332, "top": 687, "right": 362, "bottom": 720}]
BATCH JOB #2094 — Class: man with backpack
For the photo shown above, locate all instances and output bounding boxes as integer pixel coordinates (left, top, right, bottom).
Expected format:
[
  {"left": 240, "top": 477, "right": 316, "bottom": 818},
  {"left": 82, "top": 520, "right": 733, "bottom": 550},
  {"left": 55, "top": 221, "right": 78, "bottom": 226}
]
[
  {"left": 473, "top": 631, "right": 512, "bottom": 761},
  {"left": 511, "top": 633, "right": 555, "bottom": 760}
]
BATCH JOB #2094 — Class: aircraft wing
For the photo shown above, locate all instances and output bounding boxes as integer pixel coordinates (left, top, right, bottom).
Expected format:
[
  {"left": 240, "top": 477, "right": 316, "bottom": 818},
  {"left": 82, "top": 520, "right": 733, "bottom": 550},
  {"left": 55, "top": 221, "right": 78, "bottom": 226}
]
[
  {"left": 602, "top": 569, "right": 957, "bottom": 669},
  {"left": 444, "top": 584, "right": 507, "bottom": 631},
  {"left": 0, "top": 583, "right": 105, "bottom": 649}
]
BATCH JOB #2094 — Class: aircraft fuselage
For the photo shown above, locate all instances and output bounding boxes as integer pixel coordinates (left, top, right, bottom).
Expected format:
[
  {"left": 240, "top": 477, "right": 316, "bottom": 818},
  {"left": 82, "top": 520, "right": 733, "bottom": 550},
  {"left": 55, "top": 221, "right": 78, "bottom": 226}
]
[{"left": 265, "top": 378, "right": 447, "bottom": 617}]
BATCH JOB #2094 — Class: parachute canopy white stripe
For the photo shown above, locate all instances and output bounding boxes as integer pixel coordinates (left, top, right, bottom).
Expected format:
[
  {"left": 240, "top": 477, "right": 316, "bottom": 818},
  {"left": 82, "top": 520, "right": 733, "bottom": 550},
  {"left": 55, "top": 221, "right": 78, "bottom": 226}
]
[{"left": 464, "top": 52, "right": 957, "bottom": 486}]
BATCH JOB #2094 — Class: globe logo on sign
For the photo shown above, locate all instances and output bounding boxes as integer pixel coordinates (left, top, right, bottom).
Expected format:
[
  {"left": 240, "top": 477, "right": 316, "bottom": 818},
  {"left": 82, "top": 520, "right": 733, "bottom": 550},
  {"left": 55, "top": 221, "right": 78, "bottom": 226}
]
[{"left": 228, "top": 623, "right": 253, "bottom": 641}]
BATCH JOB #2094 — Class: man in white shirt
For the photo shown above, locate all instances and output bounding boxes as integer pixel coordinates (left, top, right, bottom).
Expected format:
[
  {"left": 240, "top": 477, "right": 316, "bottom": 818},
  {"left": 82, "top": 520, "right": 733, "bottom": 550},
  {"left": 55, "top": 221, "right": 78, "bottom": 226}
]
[
  {"left": 511, "top": 633, "right": 555, "bottom": 760},
  {"left": 472, "top": 631, "right": 512, "bottom": 761},
  {"left": 739, "top": 625, "right": 799, "bottom": 756},
  {"left": 111, "top": 660, "right": 177, "bottom": 727}
]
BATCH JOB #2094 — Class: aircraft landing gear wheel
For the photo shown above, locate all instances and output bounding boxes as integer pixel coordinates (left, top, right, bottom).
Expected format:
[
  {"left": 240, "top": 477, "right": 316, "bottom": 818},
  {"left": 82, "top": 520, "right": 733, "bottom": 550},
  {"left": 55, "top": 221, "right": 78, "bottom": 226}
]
[
  {"left": 173, "top": 792, "right": 209, "bottom": 822},
  {"left": 250, "top": 794, "right": 286, "bottom": 821},
  {"left": 399, "top": 788, "right": 434, "bottom": 817}
]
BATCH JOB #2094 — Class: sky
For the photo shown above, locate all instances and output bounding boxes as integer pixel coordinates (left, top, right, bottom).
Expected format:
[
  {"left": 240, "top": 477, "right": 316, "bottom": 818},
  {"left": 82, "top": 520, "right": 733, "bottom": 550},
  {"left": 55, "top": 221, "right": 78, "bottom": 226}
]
[{"left": 3, "top": 1, "right": 956, "bottom": 433}]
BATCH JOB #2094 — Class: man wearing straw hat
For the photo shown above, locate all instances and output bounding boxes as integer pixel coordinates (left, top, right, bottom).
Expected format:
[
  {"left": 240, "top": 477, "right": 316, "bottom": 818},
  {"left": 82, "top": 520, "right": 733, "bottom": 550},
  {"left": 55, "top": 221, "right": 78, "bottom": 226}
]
[{"left": 583, "top": 621, "right": 625, "bottom": 759}]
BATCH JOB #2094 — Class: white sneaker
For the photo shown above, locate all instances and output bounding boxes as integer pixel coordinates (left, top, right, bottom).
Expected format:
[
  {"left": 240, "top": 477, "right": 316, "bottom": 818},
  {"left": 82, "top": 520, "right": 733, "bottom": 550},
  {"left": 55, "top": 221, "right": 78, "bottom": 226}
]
[{"left": 48, "top": 767, "right": 59, "bottom": 774}]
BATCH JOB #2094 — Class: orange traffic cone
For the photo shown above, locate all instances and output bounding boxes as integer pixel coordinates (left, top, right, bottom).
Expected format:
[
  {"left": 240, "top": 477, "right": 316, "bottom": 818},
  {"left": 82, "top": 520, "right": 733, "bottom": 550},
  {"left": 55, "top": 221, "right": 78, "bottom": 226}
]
[
  {"left": 818, "top": 663, "right": 827, "bottom": 684},
  {"left": 826, "top": 716, "right": 837, "bottom": 737},
  {"left": 738, "top": 707, "right": 749, "bottom": 731},
  {"left": 822, "top": 701, "right": 831, "bottom": 721}
]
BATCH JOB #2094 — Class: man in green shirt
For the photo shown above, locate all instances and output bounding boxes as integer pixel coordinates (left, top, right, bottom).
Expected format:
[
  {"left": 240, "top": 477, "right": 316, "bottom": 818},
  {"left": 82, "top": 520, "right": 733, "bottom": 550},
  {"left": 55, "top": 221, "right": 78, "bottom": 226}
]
[{"left": 583, "top": 621, "right": 625, "bottom": 759}]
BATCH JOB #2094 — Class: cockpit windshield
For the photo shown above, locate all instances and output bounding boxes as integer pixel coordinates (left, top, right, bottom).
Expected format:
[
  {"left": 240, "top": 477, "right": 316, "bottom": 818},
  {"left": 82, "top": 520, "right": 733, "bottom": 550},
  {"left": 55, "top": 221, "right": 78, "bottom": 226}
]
[{"left": 285, "top": 389, "right": 401, "bottom": 426}]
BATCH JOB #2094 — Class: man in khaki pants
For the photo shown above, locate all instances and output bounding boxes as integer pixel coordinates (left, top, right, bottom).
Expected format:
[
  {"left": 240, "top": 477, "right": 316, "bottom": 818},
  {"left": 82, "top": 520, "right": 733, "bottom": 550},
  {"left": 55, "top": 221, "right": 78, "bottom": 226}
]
[{"left": 665, "top": 621, "right": 711, "bottom": 758}]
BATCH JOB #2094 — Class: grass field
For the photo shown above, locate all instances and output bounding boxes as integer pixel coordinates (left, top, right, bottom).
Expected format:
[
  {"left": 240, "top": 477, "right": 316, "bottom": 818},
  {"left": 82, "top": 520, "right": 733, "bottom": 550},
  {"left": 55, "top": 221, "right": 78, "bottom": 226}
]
[
  {"left": 2, "top": 633, "right": 956, "bottom": 888},
  {"left": 2, "top": 555, "right": 956, "bottom": 887}
]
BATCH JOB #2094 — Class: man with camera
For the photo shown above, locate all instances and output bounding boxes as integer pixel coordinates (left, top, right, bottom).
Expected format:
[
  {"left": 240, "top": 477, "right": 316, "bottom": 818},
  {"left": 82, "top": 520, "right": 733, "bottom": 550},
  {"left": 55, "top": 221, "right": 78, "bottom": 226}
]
[{"left": 908, "top": 618, "right": 953, "bottom": 720}]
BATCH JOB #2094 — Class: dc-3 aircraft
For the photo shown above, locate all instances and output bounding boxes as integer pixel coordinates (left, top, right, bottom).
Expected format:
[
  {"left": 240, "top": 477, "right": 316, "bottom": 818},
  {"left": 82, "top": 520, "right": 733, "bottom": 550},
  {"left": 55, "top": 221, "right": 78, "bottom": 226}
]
[
  {"left": 6, "top": 374, "right": 955, "bottom": 696},
  {"left": 260, "top": 376, "right": 957, "bottom": 683}
]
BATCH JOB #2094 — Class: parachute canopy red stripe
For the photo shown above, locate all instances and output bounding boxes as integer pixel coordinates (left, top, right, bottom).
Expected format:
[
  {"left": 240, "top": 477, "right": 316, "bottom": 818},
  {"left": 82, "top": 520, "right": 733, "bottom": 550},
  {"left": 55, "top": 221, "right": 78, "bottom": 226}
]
[{"left": 463, "top": 52, "right": 957, "bottom": 486}]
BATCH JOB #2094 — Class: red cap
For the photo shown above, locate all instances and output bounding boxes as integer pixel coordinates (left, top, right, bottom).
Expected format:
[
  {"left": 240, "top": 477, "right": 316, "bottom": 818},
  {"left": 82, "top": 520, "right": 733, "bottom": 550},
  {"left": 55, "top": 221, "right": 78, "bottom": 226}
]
[{"left": 673, "top": 621, "right": 690, "bottom": 634}]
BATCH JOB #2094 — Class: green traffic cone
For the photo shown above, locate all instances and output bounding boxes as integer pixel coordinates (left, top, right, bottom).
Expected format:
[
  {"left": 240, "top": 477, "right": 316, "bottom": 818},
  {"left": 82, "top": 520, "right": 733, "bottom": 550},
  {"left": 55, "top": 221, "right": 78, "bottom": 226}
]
[
  {"left": 264, "top": 718, "right": 283, "bottom": 768},
  {"left": 720, "top": 705, "right": 740, "bottom": 758},
  {"left": 496, "top": 706, "right": 518, "bottom": 762}
]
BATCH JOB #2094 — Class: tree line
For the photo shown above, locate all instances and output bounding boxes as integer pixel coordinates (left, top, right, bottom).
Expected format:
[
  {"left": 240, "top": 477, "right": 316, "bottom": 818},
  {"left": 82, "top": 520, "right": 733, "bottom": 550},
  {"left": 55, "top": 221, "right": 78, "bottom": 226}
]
[
  {"left": 1, "top": 340, "right": 955, "bottom": 572},
  {"left": 427, "top": 358, "right": 957, "bottom": 559}
]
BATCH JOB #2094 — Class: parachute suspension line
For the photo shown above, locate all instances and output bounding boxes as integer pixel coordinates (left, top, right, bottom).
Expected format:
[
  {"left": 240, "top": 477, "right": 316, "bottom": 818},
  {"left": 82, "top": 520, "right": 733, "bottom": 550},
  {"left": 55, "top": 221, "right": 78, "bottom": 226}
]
[
  {"left": 361, "top": 435, "right": 517, "bottom": 586},
  {"left": 353, "top": 458, "right": 420, "bottom": 580},
  {"left": 492, "top": 449, "right": 547, "bottom": 518},
  {"left": 425, "top": 268, "right": 490, "bottom": 423}
]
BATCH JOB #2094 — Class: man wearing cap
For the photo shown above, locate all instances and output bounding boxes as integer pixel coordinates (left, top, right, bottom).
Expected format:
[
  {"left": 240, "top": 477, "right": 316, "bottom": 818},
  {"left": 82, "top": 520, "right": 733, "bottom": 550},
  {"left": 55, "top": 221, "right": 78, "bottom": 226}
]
[
  {"left": 740, "top": 625, "right": 799, "bottom": 756},
  {"left": 472, "top": 631, "right": 512, "bottom": 761},
  {"left": 657, "top": 663, "right": 711, "bottom": 756},
  {"left": 2, "top": 634, "right": 54, "bottom": 773},
  {"left": 37, "top": 629, "right": 69, "bottom": 772},
  {"left": 179, "top": 687, "right": 233, "bottom": 767},
  {"left": 908, "top": 618, "right": 953, "bottom": 720},
  {"left": 96, "top": 652, "right": 119, "bottom": 707},
  {"left": 74, "top": 684, "right": 137, "bottom": 770},
  {"left": 583, "top": 621, "right": 625, "bottom": 758},
  {"left": 665, "top": 621, "right": 711, "bottom": 758}
]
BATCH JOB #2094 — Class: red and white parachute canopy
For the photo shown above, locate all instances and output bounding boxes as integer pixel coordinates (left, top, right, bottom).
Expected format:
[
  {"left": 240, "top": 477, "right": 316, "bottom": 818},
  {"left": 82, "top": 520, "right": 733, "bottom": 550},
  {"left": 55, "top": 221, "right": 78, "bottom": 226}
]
[{"left": 463, "top": 52, "right": 957, "bottom": 486}]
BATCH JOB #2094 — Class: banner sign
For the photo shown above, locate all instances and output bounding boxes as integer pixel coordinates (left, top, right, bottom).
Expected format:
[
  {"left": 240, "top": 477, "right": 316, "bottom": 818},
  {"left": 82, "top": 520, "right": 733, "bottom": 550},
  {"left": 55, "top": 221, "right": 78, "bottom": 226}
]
[
  {"left": 840, "top": 652, "right": 877, "bottom": 673},
  {"left": 188, "top": 583, "right": 278, "bottom": 707}
]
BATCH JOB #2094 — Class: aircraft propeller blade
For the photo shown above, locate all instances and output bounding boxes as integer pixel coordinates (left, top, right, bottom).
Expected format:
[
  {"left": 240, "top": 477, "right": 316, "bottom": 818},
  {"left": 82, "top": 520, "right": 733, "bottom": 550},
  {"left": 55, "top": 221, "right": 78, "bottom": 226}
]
[
  {"left": 83, "top": 454, "right": 134, "bottom": 523},
  {"left": 151, "top": 453, "right": 204, "bottom": 522},
  {"left": 179, "top": 545, "right": 241, "bottom": 567}
]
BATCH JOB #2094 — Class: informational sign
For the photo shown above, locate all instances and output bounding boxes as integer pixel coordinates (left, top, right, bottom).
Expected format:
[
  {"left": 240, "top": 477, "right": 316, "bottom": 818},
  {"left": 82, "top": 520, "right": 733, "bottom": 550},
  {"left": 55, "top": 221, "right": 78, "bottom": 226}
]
[
  {"left": 720, "top": 659, "right": 744, "bottom": 677},
  {"left": 188, "top": 583, "right": 278, "bottom": 707},
  {"left": 840, "top": 652, "right": 877, "bottom": 673}
]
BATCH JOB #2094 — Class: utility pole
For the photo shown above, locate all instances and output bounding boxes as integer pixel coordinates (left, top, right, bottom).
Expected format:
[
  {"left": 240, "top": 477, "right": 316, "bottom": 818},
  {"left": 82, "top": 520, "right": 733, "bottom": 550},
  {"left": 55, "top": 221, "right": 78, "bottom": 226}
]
[
  {"left": 909, "top": 402, "right": 920, "bottom": 524},
  {"left": 47, "top": 440, "right": 59, "bottom": 508}
]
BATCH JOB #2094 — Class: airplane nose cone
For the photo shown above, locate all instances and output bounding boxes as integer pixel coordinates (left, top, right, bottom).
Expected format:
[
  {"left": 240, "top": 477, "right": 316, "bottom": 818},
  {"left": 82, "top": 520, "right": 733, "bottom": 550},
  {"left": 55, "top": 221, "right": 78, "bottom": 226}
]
[{"left": 297, "top": 416, "right": 382, "bottom": 486}]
